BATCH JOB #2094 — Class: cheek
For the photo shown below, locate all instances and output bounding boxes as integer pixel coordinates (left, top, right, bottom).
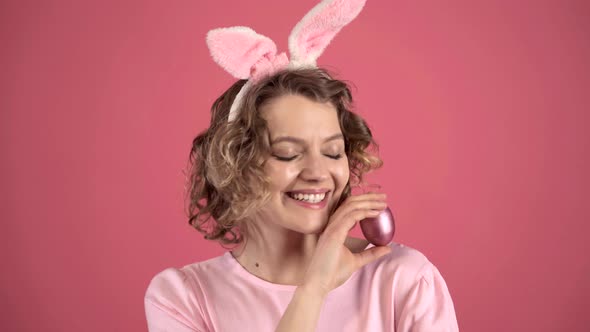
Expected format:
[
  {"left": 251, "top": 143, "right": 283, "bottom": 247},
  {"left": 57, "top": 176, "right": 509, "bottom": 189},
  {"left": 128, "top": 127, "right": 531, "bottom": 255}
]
[
  {"left": 332, "top": 158, "right": 350, "bottom": 187},
  {"left": 264, "top": 162, "right": 299, "bottom": 191}
]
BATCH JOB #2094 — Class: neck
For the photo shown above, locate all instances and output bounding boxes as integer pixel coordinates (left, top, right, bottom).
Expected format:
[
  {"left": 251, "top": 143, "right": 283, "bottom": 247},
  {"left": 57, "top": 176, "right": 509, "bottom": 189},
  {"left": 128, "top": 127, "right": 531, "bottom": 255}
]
[{"left": 231, "top": 224, "right": 320, "bottom": 286}]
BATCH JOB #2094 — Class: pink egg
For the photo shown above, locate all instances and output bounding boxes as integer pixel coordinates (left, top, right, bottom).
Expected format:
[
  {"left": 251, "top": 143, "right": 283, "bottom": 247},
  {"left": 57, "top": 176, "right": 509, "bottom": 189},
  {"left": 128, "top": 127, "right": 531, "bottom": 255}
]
[{"left": 360, "top": 207, "right": 395, "bottom": 246}]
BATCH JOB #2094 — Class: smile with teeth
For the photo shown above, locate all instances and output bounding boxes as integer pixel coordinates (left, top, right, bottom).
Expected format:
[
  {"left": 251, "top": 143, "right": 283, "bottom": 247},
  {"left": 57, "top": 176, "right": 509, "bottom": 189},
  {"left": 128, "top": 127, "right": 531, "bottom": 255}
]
[{"left": 287, "top": 192, "right": 327, "bottom": 203}]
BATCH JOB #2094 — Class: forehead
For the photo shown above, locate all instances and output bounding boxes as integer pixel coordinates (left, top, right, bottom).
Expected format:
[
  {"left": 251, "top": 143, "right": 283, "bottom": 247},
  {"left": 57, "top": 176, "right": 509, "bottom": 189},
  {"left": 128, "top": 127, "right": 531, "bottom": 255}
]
[{"left": 260, "top": 94, "right": 341, "bottom": 140}]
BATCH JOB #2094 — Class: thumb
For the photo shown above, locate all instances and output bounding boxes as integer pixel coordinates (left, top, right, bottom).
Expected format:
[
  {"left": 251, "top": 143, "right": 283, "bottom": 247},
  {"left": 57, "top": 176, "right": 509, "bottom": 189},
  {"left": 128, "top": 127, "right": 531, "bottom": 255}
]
[{"left": 355, "top": 245, "right": 392, "bottom": 268}]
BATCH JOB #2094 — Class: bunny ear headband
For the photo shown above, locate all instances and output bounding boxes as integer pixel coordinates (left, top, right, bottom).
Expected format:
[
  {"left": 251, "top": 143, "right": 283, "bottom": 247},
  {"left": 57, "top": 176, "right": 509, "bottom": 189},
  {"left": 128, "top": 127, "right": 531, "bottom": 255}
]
[{"left": 205, "top": 0, "right": 367, "bottom": 122}]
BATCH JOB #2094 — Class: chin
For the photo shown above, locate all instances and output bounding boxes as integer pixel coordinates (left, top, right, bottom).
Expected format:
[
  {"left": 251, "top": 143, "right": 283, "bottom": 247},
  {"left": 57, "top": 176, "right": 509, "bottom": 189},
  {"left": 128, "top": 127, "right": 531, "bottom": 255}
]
[{"left": 290, "top": 216, "right": 329, "bottom": 234}]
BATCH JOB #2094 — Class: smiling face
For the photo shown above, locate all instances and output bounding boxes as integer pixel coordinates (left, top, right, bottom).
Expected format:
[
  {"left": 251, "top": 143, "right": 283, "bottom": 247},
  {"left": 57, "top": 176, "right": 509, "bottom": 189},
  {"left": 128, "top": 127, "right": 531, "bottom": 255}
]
[{"left": 255, "top": 94, "right": 350, "bottom": 234}]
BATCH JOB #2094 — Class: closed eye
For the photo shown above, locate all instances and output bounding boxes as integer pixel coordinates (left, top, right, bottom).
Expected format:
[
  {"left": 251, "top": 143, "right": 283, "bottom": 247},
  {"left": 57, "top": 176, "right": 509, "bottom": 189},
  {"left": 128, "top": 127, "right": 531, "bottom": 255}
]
[
  {"left": 272, "top": 154, "right": 343, "bottom": 162},
  {"left": 327, "top": 154, "right": 343, "bottom": 160},
  {"left": 274, "top": 155, "right": 297, "bottom": 162}
]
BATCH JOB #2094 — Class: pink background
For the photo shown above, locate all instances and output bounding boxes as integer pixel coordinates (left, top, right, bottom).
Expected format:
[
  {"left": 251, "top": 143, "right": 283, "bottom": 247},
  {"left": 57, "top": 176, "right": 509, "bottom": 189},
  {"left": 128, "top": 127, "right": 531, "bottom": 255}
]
[{"left": 2, "top": 0, "right": 589, "bottom": 331}]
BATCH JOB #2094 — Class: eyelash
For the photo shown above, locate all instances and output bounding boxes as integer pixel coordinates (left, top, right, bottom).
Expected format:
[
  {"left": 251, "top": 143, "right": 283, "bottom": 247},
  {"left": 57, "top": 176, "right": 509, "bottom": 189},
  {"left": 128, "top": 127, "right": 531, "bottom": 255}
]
[{"left": 274, "top": 154, "right": 343, "bottom": 162}]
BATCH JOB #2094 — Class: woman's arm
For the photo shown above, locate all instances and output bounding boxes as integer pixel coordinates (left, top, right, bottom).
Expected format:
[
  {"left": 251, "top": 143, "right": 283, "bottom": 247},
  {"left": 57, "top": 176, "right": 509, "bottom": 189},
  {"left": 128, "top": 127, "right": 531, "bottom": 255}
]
[
  {"left": 275, "top": 285, "right": 327, "bottom": 332},
  {"left": 275, "top": 193, "right": 391, "bottom": 331}
]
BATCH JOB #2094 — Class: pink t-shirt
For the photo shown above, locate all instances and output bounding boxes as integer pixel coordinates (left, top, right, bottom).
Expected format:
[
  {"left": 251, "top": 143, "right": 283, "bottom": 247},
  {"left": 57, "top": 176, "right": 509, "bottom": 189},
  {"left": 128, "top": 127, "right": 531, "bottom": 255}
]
[{"left": 144, "top": 241, "right": 459, "bottom": 331}]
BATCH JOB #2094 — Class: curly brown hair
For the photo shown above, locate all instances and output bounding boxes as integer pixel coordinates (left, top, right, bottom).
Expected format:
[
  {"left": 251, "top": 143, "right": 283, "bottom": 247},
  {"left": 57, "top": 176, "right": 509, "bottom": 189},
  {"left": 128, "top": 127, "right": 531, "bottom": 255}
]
[{"left": 185, "top": 68, "right": 383, "bottom": 247}]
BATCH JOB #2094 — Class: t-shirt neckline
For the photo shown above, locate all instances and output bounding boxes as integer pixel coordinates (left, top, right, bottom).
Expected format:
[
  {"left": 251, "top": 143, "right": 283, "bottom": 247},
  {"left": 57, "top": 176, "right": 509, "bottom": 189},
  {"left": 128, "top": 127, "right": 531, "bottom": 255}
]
[{"left": 222, "top": 242, "right": 374, "bottom": 292}]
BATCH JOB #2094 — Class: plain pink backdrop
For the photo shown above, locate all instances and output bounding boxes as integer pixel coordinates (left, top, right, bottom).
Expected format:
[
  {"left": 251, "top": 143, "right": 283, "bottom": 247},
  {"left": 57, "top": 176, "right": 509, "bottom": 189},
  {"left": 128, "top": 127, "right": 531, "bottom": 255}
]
[{"left": 2, "top": 0, "right": 589, "bottom": 331}]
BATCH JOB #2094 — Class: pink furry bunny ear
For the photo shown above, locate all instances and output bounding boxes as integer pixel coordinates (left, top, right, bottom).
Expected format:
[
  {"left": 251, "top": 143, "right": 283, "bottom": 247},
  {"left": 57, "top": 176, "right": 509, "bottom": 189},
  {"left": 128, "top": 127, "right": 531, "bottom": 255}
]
[
  {"left": 206, "top": 27, "right": 290, "bottom": 121},
  {"left": 205, "top": 0, "right": 367, "bottom": 122},
  {"left": 288, "top": 0, "right": 367, "bottom": 67},
  {"left": 206, "top": 27, "right": 289, "bottom": 82}
]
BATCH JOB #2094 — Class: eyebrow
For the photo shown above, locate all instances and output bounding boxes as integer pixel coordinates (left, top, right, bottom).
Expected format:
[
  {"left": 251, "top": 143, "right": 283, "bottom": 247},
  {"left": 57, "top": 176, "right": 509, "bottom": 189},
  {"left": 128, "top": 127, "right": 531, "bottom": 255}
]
[{"left": 270, "top": 133, "right": 344, "bottom": 145}]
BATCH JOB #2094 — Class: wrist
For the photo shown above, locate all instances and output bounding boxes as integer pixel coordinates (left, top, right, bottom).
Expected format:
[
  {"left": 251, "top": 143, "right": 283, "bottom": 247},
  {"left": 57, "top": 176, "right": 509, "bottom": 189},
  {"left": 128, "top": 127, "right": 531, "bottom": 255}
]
[{"left": 297, "top": 283, "right": 329, "bottom": 300}]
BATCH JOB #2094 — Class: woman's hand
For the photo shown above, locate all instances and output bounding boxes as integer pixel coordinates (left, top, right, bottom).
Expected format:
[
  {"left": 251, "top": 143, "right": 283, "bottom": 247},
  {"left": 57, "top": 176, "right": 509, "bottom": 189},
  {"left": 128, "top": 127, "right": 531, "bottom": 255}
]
[{"left": 301, "top": 193, "right": 392, "bottom": 297}]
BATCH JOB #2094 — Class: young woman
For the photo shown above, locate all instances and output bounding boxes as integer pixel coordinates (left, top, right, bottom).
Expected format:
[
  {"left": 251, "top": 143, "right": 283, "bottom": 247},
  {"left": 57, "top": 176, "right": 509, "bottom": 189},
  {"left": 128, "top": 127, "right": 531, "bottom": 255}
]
[
  {"left": 145, "top": 1, "right": 458, "bottom": 331},
  {"left": 144, "top": 68, "right": 459, "bottom": 331}
]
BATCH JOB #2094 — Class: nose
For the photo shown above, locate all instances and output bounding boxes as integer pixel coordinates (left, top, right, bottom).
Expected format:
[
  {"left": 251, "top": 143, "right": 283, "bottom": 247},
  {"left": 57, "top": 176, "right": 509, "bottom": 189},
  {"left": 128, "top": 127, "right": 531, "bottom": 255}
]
[{"left": 299, "top": 152, "right": 330, "bottom": 182}]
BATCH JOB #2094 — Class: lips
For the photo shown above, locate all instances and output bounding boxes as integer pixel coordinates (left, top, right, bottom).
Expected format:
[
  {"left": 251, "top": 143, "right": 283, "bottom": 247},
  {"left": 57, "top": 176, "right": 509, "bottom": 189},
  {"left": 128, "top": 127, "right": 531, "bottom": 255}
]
[
  {"left": 287, "top": 188, "right": 331, "bottom": 195},
  {"left": 284, "top": 188, "right": 332, "bottom": 207},
  {"left": 287, "top": 191, "right": 327, "bottom": 202},
  {"left": 286, "top": 188, "right": 330, "bottom": 202},
  {"left": 285, "top": 191, "right": 329, "bottom": 208}
]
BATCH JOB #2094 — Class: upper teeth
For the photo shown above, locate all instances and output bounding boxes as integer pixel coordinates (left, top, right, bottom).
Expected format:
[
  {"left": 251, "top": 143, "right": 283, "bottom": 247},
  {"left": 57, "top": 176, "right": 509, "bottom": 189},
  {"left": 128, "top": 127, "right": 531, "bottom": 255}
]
[{"left": 289, "top": 192, "right": 326, "bottom": 203}]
